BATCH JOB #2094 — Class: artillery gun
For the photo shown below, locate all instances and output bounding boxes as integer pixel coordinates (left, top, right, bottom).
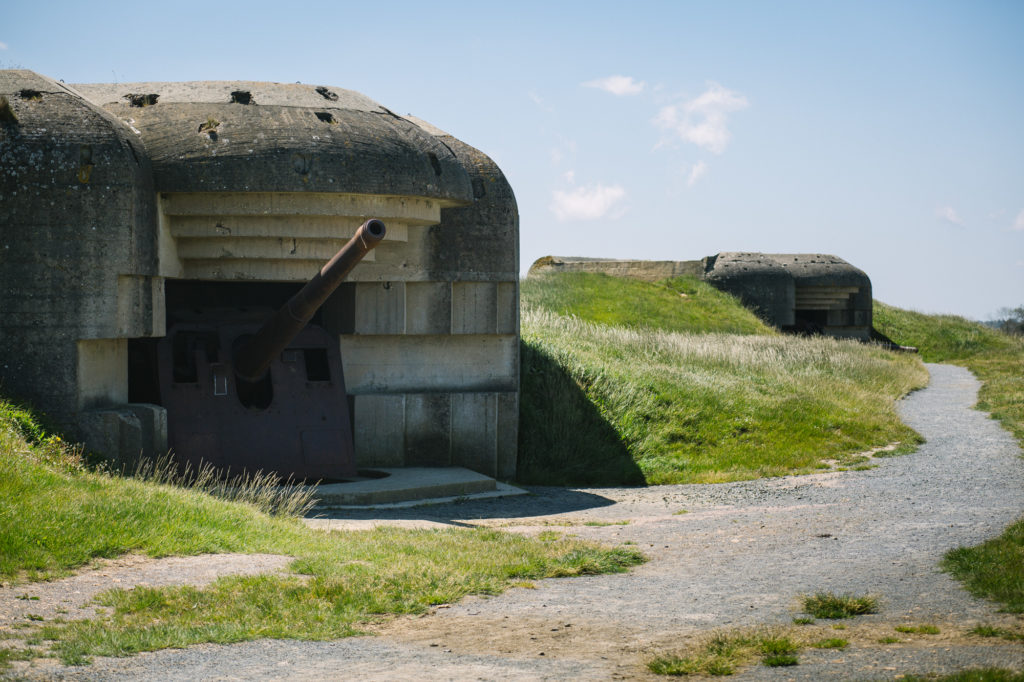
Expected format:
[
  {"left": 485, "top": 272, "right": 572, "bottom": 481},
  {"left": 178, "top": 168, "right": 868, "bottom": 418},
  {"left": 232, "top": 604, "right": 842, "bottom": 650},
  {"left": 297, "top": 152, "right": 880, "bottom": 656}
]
[{"left": 156, "top": 219, "right": 386, "bottom": 480}]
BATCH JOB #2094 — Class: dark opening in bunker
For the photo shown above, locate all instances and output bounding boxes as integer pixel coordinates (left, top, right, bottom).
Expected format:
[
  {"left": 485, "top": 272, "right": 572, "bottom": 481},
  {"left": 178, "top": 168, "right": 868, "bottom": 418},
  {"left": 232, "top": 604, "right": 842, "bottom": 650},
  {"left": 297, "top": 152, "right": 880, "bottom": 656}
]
[
  {"left": 791, "top": 310, "right": 828, "bottom": 335},
  {"left": 303, "top": 348, "right": 331, "bottom": 381},
  {"left": 19, "top": 89, "right": 42, "bottom": 101},
  {"left": 172, "top": 330, "right": 221, "bottom": 383},
  {"left": 315, "top": 86, "right": 339, "bottom": 101},
  {"left": 124, "top": 93, "right": 159, "bottom": 107},
  {"left": 128, "top": 280, "right": 309, "bottom": 406},
  {"left": 230, "top": 90, "right": 253, "bottom": 105},
  {"left": 314, "top": 111, "right": 337, "bottom": 124}
]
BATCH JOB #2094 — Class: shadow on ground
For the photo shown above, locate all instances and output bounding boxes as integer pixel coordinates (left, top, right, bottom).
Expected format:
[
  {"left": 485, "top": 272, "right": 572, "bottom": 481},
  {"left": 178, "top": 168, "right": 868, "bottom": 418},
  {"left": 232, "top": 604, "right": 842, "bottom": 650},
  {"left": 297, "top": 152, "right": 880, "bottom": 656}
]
[{"left": 308, "top": 486, "right": 621, "bottom": 526}]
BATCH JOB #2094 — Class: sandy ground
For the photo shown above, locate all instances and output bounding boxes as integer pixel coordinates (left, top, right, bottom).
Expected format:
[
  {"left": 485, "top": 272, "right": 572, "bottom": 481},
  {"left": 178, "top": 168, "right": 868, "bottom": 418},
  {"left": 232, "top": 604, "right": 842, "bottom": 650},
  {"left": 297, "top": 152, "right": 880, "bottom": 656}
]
[{"left": 4, "top": 363, "right": 1024, "bottom": 680}]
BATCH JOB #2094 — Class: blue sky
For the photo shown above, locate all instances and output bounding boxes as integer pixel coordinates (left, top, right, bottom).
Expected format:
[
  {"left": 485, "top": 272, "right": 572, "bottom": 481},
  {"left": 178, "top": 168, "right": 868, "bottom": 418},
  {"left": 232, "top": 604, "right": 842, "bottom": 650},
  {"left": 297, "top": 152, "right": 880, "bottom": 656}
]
[{"left": 4, "top": 0, "right": 1022, "bottom": 319}]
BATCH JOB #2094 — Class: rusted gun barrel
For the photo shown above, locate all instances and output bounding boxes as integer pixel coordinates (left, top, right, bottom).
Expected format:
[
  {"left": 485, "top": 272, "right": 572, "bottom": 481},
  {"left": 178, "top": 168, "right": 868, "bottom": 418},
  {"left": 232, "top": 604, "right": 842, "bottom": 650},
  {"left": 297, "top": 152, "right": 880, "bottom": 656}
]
[{"left": 234, "top": 218, "right": 386, "bottom": 383}]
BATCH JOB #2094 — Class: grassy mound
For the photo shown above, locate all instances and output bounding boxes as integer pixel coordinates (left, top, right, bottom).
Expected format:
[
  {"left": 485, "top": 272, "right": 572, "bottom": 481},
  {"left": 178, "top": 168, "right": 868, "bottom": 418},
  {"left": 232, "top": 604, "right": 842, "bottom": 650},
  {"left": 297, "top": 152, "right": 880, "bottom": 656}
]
[
  {"left": 0, "top": 401, "right": 643, "bottom": 665},
  {"left": 518, "top": 273, "right": 927, "bottom": 485},
  {"left": 521, "top": 271, "right": 774, "bottom": 335},
  {"left": 874, "top": 301, "right": 1024, "bottom": 613}
]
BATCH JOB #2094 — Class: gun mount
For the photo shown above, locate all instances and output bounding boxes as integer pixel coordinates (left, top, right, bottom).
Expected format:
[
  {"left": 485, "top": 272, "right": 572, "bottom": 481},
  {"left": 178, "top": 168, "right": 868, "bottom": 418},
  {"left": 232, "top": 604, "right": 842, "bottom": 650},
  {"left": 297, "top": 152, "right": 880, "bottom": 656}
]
[{"left": 155, "top": 219, "right": 386, "bottom": 480}]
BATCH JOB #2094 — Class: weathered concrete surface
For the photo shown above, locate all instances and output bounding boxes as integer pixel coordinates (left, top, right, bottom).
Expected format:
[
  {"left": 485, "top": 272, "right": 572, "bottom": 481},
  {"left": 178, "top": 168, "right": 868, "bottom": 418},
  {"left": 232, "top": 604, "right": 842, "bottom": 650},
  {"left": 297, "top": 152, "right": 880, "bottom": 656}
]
[
  {"left": 0, "top": 70, "right": 160, "bottom": 450},
  {"left": 528, "top": 255, "right": 703, "bottom": 282},
  {"left": 70, "top": 81, "right": 474, "bottom": 200},
  {"left": 0, "top": 70, "right": 519, "bottom": 479},
  {"left": 706, "top": 253, "right": 871, "bottom": 338}
]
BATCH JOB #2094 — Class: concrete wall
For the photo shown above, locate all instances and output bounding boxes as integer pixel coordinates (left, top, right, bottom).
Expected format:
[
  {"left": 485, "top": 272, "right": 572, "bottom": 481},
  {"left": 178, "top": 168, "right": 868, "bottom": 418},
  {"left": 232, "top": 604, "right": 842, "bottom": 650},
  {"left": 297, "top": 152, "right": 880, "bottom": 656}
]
[
  {"left": 0, "top": 71, "right": 162, "bottom": 456},
  {"left": 0, "top": 72, "right": 519, "bottom": 479},
  {"left": 529, "top": 256, "right": 702, "bottom": 282}
]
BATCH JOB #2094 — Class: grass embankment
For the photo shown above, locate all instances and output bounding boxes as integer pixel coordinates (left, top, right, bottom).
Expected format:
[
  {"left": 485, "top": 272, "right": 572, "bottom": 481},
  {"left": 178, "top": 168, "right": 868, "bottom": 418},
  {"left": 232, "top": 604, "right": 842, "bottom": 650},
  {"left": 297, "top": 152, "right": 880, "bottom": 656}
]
[
  {"left": 519, "top": 272, "right": 927, "bottom": 485},
  {"left": 874, "top": 302, "right": 1024, "bottom": 613},
  {"left": 0, "top": 402, "right": 643, "bottom": 666}
]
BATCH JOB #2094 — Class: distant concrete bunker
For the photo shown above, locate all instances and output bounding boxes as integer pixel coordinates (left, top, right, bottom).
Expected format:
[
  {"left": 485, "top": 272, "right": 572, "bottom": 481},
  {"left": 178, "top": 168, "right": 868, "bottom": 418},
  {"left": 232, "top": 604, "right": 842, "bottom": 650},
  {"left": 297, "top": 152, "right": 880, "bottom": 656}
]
[
  {"left": 0, "top": 71, "right": 519, "bottom": 480},
  {"left": 530, "top": 253, "right": 873, "bottom": 340}
]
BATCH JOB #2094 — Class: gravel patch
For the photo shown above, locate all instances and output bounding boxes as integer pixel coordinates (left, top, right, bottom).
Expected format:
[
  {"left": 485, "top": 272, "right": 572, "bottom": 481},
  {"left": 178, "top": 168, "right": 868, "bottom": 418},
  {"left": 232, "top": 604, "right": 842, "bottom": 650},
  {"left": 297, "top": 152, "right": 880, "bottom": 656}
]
[{"left": 6, "top": 363, "right": 1024, "bottom": 680}]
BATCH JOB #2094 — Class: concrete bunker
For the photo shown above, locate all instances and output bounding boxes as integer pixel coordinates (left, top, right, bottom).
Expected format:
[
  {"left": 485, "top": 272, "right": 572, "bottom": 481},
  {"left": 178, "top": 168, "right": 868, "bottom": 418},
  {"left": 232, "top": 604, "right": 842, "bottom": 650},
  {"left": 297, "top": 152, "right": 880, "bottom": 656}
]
[
  {"left": 1, "top": 71, "right": 519, "bottom": 481},
  {"left": 529, "top": 253, "right": 873, "bottom": 340}
]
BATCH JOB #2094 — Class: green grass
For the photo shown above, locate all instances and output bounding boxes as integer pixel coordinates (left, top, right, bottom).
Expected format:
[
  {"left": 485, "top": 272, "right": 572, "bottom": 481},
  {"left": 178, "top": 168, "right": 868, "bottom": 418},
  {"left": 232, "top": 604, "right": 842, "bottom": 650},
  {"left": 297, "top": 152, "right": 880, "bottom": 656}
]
[
  {"left": 648, "top": 629, "right": 802, "bottom": 676},
  {"left": 895, "top": 624, "right": 940, "bottom": 634},
  {"left": 874, "top": 302, "right": 1024, "bottom": 614},
  {"left": 970, "top": 624, "right": 1024, "bottom": 641},
  {"left": 811, "top": 637, "right": 848, "bottom": 649},
  {"left": 0, "top": 400, "right": 644, "bottom": 665},
  {"left": 800, "top": 592, "right": 879, "bottom": 619},
  {"left": 521, "top": 271, "right": 775, "bottom": 336},
  {"left": 519, "top": 283, "right": 927, "bottom": 485},
  {"left": 890, "top": 671, "right": 1024, "bottom": 682}
]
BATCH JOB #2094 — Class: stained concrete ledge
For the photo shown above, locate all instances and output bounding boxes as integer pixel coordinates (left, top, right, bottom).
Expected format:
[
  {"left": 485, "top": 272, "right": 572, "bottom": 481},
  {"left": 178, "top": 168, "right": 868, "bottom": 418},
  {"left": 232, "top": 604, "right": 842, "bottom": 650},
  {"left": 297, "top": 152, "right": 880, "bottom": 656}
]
[{"left": 311, "top": 467, "right": 527, "bottom": 508}]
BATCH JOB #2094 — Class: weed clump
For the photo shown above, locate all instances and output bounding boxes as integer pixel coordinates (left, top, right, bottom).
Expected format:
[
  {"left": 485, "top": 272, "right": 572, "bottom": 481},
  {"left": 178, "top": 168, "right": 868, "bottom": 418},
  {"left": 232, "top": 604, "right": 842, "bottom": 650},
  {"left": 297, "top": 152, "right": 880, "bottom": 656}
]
[
  {"left": 800, "top": 592, "right": 878, "bottom": 619},
  {"left": 648, "top": 629, "right": 803, "bottom": 676},
  {"left": 811, "top": 637, "right": 848, "bottom": 649},
  {"left": 129, "top": 454, "right": 316, "bottom": 518},
  {"left": 895, "top": 623, "right": 940, "bottom": 634}
]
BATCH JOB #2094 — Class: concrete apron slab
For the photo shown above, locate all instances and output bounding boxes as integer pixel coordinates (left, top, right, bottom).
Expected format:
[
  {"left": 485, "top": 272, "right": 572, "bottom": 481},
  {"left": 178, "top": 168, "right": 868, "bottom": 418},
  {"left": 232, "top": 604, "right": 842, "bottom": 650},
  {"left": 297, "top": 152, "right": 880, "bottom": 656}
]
[{"left": 309, "top": 466, "right": 527, "bottom": 508}]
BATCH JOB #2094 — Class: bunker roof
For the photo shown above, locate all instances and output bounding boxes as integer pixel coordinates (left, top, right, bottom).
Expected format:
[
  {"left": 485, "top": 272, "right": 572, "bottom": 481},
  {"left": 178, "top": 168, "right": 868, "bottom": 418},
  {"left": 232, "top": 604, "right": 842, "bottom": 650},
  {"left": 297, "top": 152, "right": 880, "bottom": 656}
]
[
  {"left": 706, "top": 252, "right": 869, "bottom": 286},
  {"left": 67, "top": 80, "right": 475, "bottom": 201}
]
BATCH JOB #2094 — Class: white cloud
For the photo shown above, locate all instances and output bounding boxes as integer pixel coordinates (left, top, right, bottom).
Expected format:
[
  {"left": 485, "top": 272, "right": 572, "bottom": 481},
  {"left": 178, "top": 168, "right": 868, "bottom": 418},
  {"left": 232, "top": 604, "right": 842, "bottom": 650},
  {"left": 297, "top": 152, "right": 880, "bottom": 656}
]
[
  {"left": 1013, "top": 209, "right": 1024, "bottom": 231},
  {"left": 528, "top": 91, "right": 554, "bottom": 113},
  {"left": 583, "top": 75, "right": 646, "bottom": 96},
  {"left": 551, "top": 184, "right": 627, "bottom": 221},
  {"left": 936, "top": 206, "right": 965, "bottom": 227},
  {"left": 687, "top": 161, "right": 708, "bottom": 186},
  {"left": 0, "top": 41, "right": 7, "bottom": 50},
  {"left": 654, "top": 82, "right": 749, "bottom": 154}
]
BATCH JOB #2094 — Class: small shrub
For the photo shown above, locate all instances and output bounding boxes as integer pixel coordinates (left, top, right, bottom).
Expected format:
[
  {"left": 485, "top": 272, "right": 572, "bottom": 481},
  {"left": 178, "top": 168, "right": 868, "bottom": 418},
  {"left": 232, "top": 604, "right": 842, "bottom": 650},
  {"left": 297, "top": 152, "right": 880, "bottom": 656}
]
[
  {"left": 762, "top": 654, "right": 799, "bottom": 667},
  {"left": 649, "top": 629, "right": 802, "bottom": 677},
  {"left": 801, "top": 592, "right": 878, "bottom": 619}
]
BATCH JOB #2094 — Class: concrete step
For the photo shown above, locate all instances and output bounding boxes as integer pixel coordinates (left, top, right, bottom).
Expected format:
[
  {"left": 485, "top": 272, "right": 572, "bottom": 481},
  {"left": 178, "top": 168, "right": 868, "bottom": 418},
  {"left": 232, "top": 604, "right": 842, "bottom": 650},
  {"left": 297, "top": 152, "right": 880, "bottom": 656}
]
[{"left": 312, "top": 466, "right": 514, "bottom": 507}]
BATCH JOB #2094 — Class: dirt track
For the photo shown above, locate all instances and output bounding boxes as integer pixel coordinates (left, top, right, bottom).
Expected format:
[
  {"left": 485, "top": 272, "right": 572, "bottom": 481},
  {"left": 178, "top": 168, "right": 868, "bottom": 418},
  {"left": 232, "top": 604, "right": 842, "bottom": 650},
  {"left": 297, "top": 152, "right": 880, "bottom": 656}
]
[{"left": 7, "top": 363, "right": 1024, "bottom": 680}]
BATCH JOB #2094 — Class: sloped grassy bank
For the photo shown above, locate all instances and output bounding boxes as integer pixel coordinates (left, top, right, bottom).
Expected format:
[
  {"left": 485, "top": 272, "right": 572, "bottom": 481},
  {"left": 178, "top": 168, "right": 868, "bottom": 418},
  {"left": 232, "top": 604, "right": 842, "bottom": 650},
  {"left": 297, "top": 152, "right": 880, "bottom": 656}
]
[
  {"left": 874, "top": 302, "right": 1024, "bottom": 613},
  {"left": 0, "top": 402, "right": 643, "bottom": 666},
  {"left": 519, "top": 273, "right": 928, "bottom": 485}
]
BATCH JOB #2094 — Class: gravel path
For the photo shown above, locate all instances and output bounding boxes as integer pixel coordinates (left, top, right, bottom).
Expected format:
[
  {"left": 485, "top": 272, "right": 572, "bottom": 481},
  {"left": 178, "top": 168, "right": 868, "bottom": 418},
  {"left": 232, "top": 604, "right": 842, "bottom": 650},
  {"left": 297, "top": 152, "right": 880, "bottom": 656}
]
[{"left": 8, "top": 363, "right": 1024, "bottom": 680}]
